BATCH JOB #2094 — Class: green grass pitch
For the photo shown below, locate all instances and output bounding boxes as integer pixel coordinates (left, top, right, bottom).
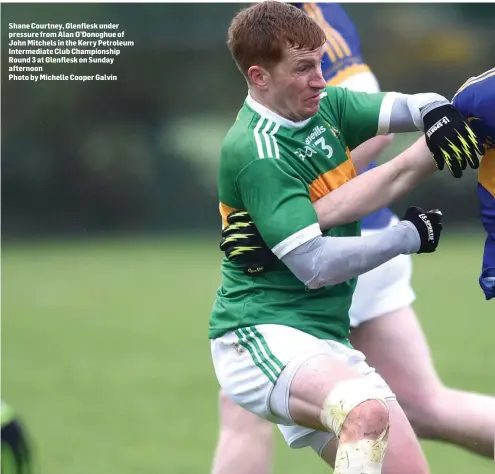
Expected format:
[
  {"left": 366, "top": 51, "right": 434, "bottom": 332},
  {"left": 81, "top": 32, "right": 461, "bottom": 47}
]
[{"left": 2, "top": 235, "right": 494, "bottom": 474}]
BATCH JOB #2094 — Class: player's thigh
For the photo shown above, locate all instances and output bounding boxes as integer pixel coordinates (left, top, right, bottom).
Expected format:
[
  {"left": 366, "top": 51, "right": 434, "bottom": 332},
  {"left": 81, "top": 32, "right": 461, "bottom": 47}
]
[
  {"left": 320, "top": 400, "right": 429, "bottom": 474},
  {"left": 276, "top": 340, "right": 395, "bottom": 432},
  {"left": 218, "top": 389, "right": 273, "bottom": 436},
  {"left": 283, "top": 353, "right": 362, "bottom": 430},
  {"left": 349, "top": 305, "right": 442, "bottom": 403},
  {"left": 211, "top": 324, "right": 333, "bottom": 423}
]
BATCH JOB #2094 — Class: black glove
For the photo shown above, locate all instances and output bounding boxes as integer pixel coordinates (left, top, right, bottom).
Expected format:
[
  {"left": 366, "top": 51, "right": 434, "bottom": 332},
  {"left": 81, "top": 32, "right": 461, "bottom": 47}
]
[
  {"left": 220, "top": 211, "right": 276, "bottom": 275},
  {"left": 401, "top": 206, "right": 443, "bottom": 254},
  {"left": 423, "top": 104, "right": 483, "bottom": 178}
]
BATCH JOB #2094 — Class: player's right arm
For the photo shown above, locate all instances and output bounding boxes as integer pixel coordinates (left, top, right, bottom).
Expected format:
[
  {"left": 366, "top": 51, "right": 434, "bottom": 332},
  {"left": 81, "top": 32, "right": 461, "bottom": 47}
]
[
  {"left": 323, "top": 86, "right": 482, "bottom": 177},
  {"left": 234, "top": 158, "right": 438, "bottom": 289}
]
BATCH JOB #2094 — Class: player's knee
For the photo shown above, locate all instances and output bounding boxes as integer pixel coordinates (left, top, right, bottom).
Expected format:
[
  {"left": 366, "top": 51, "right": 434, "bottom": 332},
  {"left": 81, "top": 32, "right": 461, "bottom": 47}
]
[
  {"left": 342, "top": 399, "right": 389, "bottom": 441},
  {"left": 320, "top": 378, "right": 389, "bottom": 441}
]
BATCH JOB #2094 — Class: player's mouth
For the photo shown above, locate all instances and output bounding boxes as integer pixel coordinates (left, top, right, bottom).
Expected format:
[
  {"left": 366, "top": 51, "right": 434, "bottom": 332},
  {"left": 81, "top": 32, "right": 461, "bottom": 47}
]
[{"left": 306, "top": 93, "right": 321, "bottom": 104}]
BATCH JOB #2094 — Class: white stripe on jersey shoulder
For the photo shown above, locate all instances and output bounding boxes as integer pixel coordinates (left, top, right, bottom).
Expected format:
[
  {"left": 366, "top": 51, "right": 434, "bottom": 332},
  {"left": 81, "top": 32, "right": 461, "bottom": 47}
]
[
  {"left": 377, "top": 92, "right": 402, "bottom": 135},
  {"left": 253, "top": 117, "right": 265, "bottom": 158},
  {"left": 246, "top": 93, "right": 310, "bottom": 129},
  {"left": 271, "top": 223, "right": 322, "bottom": 259},
  {"left": 253, "top": 117, "right": 280, "bottom": 159}
]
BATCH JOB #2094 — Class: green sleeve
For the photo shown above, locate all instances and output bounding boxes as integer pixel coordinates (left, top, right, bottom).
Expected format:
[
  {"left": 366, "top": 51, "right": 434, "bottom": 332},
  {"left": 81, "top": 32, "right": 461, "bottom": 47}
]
[
  {"left": 322, "top": 86, "right": 387, "bottom": 150},
  {"left": 236, "top": 159, "right": 321, "bottom": 256}
]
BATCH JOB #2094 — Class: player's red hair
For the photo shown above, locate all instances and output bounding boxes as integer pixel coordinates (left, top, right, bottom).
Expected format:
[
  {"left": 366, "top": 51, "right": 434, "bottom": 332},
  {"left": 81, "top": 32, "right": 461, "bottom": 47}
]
[{"left": 228, "top": 1, "right": 326, "bottom": 79}]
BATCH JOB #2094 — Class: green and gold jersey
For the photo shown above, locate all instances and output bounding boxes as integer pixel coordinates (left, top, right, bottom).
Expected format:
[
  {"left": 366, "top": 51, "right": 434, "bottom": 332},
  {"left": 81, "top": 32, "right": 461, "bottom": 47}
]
[{"left": 209, "top": 85, "right": 388, "bottom": 342}]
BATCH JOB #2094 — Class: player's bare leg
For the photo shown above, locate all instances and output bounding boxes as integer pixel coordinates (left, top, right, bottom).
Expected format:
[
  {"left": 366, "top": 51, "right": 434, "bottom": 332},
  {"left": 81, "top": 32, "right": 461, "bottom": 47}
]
[
  {"left": 285, "top": 354, "right": 427, "bottom": 473},
  {"left": 211, "top": 391, "right": 273, "bottom": 474},
  {"left": 320, "top": 400, "right": 429, "bottom": 474},
  {"left": 350, "top": 305, "right": 495, "bottom": 458}
]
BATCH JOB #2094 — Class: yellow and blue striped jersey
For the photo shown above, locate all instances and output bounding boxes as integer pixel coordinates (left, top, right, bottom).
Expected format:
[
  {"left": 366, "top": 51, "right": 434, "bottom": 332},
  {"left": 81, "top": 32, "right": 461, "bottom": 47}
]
[
  {"left": 453, "top": 68, "right": 495, "bottom": 300},
  {"left": 295, "top": 3, "right": 370, "bottom": 85}
]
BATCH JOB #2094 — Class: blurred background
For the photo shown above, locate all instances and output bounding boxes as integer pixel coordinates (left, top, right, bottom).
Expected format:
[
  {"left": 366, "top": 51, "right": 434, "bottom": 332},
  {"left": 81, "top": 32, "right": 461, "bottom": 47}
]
[{"left": 1, "top": 3, "right": 494, "bottom": 474}]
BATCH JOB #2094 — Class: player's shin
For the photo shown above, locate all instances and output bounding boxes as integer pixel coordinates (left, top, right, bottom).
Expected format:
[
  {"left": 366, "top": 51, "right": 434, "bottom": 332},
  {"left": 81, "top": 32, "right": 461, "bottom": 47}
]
[{"left": 320, "top": 379, "right": 390, "bottom": 474}]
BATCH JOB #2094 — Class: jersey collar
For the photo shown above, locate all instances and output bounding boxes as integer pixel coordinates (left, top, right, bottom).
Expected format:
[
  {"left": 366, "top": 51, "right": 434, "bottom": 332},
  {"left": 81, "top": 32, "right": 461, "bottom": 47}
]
[{"left": 246, "top": 93, "right": 312, "bottom": 129}]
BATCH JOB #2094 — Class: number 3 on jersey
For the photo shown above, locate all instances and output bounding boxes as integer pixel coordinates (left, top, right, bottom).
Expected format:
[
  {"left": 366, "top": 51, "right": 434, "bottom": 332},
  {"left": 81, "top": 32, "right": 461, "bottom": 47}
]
[{"left": 314, "top": 137, "right": 333, "bottom": 158}]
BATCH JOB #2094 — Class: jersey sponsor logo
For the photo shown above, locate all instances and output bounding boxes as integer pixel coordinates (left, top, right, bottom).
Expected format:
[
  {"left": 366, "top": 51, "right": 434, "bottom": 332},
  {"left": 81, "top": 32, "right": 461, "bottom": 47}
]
[
  {"left": 294, "top": 145, "right": 317, "bottom": 161},
  {"left": 305, "top": 125, "right": 326, "bottom": 145},
  {"left": 295, "top": 132, "right": 334, "bottom": 161}
]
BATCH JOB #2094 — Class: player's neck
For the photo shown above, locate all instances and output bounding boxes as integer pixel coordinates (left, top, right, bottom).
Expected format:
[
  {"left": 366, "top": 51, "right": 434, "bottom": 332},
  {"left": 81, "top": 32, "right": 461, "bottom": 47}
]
[{"left": 247, "top": 89, "right": 311, "bottom": 129}]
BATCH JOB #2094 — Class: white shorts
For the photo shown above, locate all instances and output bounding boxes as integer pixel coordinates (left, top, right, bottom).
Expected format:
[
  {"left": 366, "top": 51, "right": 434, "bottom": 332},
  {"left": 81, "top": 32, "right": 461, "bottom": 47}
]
[
  {"left": 349, "top": 219, "right": 416, "bottom": 327},
  {"left": 211, "top": 324, "right": 395, "bottom": 452}
]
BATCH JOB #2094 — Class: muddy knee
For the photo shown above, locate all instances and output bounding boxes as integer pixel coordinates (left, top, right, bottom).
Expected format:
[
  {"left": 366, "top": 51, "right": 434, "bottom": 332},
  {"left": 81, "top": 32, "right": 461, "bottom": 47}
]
[
  {"left": 341, "top": 400, "right": 389, "bottom": 442},
  {"left": 320, "top": 378, "right": 390, "bottom": 441}
]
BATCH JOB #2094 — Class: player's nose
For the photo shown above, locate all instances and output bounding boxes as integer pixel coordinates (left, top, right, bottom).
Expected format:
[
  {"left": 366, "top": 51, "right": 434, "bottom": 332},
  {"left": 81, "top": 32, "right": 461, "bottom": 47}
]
[{"left": 310, "top": 69, "right": 326, "bottom": 89}]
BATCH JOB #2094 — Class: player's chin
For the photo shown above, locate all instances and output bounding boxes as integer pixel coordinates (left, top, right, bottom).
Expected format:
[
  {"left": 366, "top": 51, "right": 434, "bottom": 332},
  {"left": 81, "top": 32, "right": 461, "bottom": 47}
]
[{"left": 301, "top": 101, "right": 320, "bottom": 118}]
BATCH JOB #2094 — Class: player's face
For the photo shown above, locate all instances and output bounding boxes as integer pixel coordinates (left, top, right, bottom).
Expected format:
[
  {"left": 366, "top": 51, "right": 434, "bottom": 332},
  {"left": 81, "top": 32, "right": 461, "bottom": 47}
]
[{"left": 268, "top": 46, "right": 326, "bottom": 121}]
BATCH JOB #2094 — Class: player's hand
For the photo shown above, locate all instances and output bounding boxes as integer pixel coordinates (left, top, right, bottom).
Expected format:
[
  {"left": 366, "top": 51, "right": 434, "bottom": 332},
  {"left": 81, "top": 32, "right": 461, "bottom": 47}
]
[
  {"left": 423, "top": 104, "right": 484, "bottom": 178},
  {"left": 220, "top": 211, "right": 277, "bottom": 275},
  {"left": 401, "top": 206, "right": 443, "bottom": 254}
]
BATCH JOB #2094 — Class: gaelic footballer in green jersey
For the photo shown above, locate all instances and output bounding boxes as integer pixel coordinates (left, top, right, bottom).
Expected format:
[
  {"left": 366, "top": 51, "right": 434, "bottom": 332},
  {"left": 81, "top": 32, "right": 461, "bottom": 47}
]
[
  {"left": 211, "top": 78, "right": 474, "bottom": 342},
  {"left": 210, "top": 4, "right": 482, "bottom": 472},
  {"left": 213, "top": 86, "right": 381, "bottom": 342},
  {"left": 211, "top": 4, "right": 485, "bottom": 472}
]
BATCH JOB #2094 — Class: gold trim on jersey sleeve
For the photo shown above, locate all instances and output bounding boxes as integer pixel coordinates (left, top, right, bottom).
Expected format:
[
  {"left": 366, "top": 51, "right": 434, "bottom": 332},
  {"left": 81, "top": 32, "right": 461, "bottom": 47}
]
[{"left": 219, "top": 201, "right": 239, "bottom": 228}]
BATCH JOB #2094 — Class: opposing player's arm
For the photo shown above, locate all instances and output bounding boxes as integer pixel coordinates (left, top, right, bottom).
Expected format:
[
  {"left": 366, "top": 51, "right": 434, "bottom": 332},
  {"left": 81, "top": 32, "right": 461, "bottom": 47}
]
[{"left": 314, "top": 136, "right": 437, "bottom": 230}]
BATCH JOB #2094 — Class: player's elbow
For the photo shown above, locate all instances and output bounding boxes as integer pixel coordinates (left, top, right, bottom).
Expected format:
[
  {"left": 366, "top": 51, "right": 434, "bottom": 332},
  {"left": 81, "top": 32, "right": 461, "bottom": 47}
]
[
  {"left": 304, "top": 271, "right": 347, "bottom": 289},
  {"left": 379, "top": 133, "right": 394, "bottom": 147}
]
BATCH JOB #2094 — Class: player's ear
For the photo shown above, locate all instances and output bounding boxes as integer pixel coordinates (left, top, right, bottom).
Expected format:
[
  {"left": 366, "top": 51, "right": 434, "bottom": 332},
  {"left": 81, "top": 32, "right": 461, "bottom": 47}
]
[{"left": 248, "top": 65, "right": 269, "bottom": 90}]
